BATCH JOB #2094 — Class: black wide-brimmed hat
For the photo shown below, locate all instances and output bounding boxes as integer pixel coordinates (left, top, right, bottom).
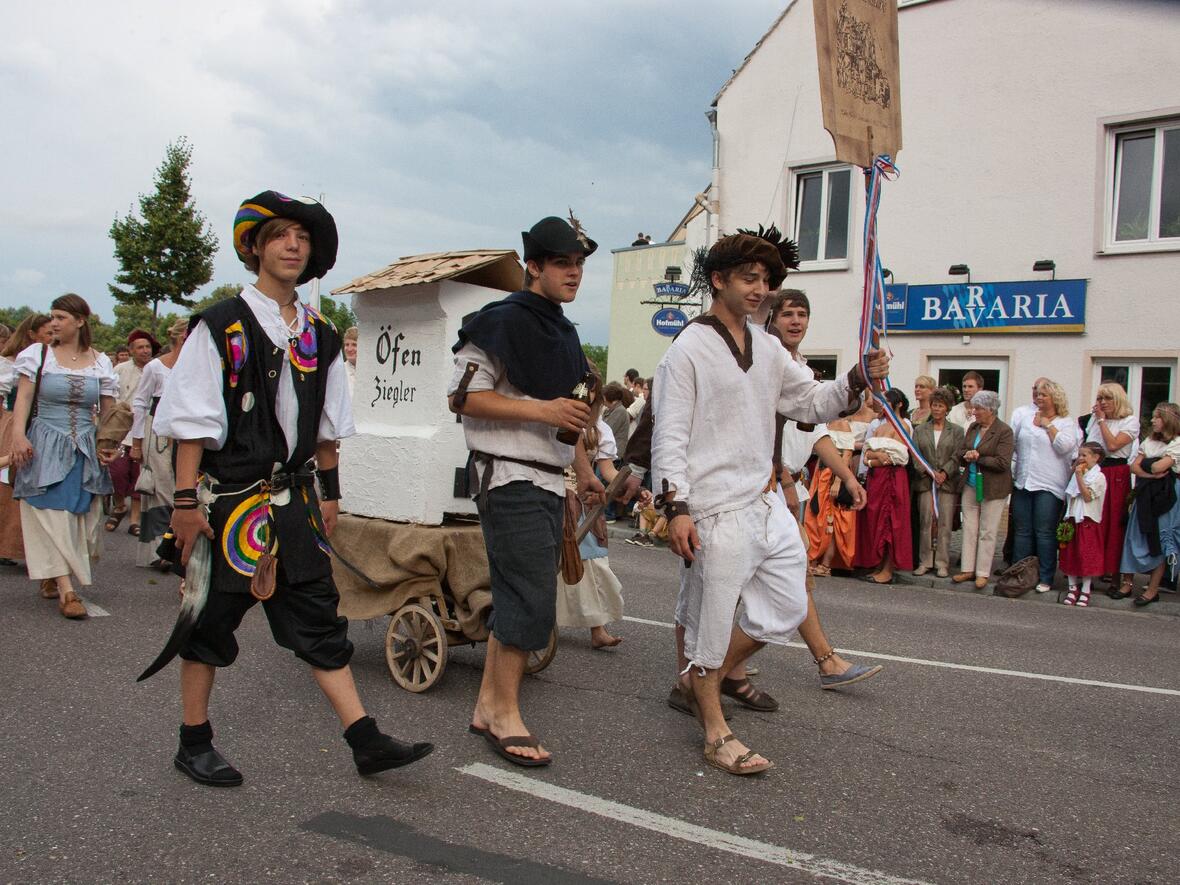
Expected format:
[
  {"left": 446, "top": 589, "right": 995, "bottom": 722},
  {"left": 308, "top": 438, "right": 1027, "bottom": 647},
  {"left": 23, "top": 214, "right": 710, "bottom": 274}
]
[
  {"left": 521, "top": 211, "right": 598, "bottom": 262},
  {"left": 233, "top": 191, "right": 338, "bottom": 284}
]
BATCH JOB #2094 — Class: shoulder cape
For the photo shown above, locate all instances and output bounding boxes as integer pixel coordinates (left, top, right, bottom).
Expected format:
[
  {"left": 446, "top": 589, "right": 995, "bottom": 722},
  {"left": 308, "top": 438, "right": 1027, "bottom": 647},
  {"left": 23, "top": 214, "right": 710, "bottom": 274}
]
[{"left": 453, "top": 290, "right": 587, "bottom": 400}]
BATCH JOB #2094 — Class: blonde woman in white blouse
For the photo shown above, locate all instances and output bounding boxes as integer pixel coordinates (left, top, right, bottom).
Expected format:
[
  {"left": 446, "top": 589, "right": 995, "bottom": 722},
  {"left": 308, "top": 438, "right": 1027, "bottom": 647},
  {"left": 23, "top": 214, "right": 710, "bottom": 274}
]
[{"left": 1087, "top": 382, "right": 1140, "bottom": 598}]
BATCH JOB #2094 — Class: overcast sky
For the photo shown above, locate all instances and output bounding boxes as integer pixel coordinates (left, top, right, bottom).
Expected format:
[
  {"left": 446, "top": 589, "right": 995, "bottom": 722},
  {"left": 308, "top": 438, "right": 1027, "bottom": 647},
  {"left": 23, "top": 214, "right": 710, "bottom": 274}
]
[{"left": 2, "top": 0, "right": 789, "bottom": 344}]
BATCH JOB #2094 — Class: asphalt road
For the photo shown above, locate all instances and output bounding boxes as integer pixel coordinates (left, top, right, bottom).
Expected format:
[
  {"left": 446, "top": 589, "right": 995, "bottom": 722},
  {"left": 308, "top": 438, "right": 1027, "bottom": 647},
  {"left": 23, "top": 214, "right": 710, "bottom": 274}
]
[{"left": 2, "top": 528, "right": 1178, "bottom": 885}]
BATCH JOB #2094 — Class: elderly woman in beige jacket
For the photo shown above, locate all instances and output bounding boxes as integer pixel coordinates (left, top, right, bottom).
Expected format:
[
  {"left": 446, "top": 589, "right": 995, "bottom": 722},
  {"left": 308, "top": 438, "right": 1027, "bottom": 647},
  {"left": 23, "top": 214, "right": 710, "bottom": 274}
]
[{"left": 952, "top": 391, "right": 1015, "bottom": 589}]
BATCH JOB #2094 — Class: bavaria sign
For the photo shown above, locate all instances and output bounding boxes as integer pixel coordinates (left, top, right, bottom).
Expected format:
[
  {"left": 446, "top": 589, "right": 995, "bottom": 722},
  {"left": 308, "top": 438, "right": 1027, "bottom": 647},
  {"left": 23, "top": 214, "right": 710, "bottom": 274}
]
[
  {"left": 883, "top": 279, "right": 1087, "bottom": 333},
  {"left": 651, "top": 308, "right": 688, "bottom": 337}
]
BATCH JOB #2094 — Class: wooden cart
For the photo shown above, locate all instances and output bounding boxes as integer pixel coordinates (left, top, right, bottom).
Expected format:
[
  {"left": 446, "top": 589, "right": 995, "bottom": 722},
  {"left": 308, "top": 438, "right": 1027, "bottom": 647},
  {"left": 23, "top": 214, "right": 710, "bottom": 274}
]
[{"left": 330, "top": 514, "right": 556, "bottom": 692}]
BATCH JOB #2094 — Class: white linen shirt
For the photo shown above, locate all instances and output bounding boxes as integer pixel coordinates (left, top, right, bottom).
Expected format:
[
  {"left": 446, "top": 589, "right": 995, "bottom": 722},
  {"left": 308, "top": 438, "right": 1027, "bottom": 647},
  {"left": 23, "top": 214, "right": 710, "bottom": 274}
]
[
  {"left": 652, "top": 320, "right": 853, "bottom": 522},
  {"left": 447, "top": 342, "right": 573, "bottom": 497},
  {"left": 1085, "top": 414, "right": 1139, "bottom": 459},
  {"left": 131, "top": 358, "right": 170, "bottom": 440},
  {"left": 1012, "top": 410, "right": 1080, "bottom": 498},
  {"left": 1065, "top": 465, "right": 1107, "bottom": 523},
  {"left": 154, "top": 285, "right": 355, "bottom": 454}
]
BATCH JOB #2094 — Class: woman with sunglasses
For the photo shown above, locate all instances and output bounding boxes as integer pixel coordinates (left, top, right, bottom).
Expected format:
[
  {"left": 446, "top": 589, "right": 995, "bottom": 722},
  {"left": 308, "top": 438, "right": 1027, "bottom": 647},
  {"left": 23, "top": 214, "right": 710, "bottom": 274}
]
[{"left": 1088, "top": 383, "right": 1140, "bottom": 598}]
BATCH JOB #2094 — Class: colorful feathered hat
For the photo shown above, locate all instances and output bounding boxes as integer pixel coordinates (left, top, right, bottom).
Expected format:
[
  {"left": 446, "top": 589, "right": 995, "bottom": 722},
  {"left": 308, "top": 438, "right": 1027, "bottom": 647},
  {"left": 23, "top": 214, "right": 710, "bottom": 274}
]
[{"left": 232, "top": 191, "right": 338, "bottom": 284}]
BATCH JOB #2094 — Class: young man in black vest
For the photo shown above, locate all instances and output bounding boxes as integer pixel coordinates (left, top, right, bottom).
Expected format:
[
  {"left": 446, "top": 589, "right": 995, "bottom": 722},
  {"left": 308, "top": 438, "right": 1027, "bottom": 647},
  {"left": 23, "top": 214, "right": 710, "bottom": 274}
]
[
  {"left": 151, "top": 191, "right": 432, "bottom": 786},
  {"left": 448, "top": 215, "right": 603, "bottom": 766}
]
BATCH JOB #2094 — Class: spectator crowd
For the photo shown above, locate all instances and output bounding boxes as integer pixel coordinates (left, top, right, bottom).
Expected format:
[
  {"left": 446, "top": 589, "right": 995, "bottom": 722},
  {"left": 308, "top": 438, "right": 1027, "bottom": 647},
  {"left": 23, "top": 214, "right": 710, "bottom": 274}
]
[{"left": 606, "top": 359, "right": 1180, "bottom": 609}]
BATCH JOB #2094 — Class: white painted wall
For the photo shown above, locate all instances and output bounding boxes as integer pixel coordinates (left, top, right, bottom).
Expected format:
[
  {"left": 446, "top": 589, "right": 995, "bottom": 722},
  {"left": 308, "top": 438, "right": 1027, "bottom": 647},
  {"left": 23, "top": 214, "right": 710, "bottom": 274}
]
[
  {"left": 604, "top": 241, "right": 697, "bottom": 381},
  {"left": 342, "top": 280, "right": 499, "bottom": 524},
  {"left": 714, "top": 0, "right": 1180, "bottom": 419}
]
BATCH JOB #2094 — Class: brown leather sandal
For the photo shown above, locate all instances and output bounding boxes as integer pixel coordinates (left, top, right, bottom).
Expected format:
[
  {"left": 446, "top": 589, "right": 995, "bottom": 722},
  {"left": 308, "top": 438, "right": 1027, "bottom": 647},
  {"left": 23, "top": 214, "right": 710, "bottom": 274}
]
[
  {"left": 59, "top": 592, "right": 87, "bottom": 620},
  {"left": 39, "top": 578, "right": 59, "bottom": 599},
  {"left": 704, "top": 734, "right": 773, "bottom": 776},
  {"left": 720, "top": 677, "right": 779, "bottom": 711}
]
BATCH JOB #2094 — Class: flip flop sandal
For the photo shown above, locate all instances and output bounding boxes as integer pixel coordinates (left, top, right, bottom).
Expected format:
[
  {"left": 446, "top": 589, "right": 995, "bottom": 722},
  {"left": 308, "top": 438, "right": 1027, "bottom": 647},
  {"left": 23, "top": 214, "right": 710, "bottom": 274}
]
[
  {"left": 704, "top": 733, "right": 774, "bottom": 776},
  {"left": 720, "top": 677, "right": 779, "bottom": 711},
  {"left": 468, "top": 724, "right": 551, "bottom": 767},
  {"left": 105, "top": 510, "right": 127, "bottom": 532},
  {"left": 128, "top": 524, "right": 141, "bottom": 537}
]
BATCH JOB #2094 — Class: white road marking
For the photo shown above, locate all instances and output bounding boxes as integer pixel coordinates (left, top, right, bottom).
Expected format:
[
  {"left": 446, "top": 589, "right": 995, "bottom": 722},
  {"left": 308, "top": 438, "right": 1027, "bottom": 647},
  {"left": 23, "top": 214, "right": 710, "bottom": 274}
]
[
  {"left": 458, "top": 762, "right": 932, "bottom": 885},
  {"left": 83, "top": 600, "right": 110, "bottom": 617},
  {"left": 620, "top": 616, "right": 1180, "bottom": 698}
]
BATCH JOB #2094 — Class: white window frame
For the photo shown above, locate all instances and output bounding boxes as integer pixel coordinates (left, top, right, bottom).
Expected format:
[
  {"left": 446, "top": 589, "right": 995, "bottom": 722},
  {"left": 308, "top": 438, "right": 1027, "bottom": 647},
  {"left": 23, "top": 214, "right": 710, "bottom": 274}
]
[
  {"left": 788, "top": 163, "right": 854, "bottom": 272},
  {"left": 1101, "top": 116, "right": 1180, "bottom": 255}
]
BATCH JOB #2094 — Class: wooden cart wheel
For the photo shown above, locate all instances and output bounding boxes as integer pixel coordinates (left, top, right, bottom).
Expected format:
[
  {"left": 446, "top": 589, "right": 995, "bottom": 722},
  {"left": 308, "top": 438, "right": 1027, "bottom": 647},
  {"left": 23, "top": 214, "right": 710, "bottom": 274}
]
[
  {"left": 385, "top": 603, "right": 448, "bottom": 692},
  {"left": 524, "top": 627, "right": 558, "bottom": 675}
]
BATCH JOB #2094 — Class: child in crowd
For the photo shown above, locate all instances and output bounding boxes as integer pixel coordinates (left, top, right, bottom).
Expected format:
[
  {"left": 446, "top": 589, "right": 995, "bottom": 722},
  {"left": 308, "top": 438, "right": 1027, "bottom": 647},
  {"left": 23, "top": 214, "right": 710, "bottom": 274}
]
[
  {"left": 628, "top": 503, "right": 667, "bottom": 547},
  {"left": 1059, "top": 442, "right": 1107, "bottom": 607}
]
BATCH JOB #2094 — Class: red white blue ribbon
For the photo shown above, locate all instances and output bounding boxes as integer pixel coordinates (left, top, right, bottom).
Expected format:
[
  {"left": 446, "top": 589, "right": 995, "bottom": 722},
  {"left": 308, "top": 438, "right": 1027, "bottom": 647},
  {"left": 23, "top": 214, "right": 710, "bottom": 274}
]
[{"left": 858, "top": 156, "right": 940, "bottom": 514}]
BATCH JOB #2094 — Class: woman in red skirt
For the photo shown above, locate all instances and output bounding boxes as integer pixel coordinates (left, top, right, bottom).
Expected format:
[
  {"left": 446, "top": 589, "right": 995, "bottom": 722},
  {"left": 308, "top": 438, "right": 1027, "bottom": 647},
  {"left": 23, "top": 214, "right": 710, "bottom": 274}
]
[
  {"left": 857, "top": 389, "right": 913, "bottom": 584},
  {"left": 1086, "top": 383, "right": 1138, "bottom": 598},
  {"left": 1060, "top": 442, "right": 1108, "bottom": 607}
]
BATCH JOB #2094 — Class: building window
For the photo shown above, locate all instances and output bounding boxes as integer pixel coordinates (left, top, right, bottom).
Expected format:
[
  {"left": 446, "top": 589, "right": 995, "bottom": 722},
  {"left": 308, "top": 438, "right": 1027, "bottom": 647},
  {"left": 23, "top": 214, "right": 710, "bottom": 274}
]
[
  {"left": 805, "top": 356, "right": 839, "bottom": 381},
  {"left": 792, "top": 165, "right": 852, "bottom": 267},
  {"left": 1106, "top": 120, "right": 1180, "bottom": 251}
]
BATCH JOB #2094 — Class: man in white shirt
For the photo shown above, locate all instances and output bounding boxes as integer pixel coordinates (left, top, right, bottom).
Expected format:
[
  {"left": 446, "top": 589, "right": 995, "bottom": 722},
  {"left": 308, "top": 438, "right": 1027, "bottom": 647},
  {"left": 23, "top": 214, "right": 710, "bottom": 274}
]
[
  {"left": 108, "top": 329, "right": 158, "bottom": 532},
  {"left": 948, "top": 371, "right": 984, "bottom": 428},
  {"left": 653, "top": 233, "right": 888, "bottom": 775},
  {"left": 149, "top": 190, "right": 432, "bottom": 787},
  {"left": 449, "top": 214, "right": 603, "bottom": 768}
]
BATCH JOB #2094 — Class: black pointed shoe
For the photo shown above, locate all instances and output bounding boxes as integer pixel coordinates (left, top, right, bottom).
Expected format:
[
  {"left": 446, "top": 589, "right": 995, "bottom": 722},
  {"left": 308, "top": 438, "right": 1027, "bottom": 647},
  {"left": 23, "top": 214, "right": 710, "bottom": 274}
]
[
  {"left": 174, "top": 744, "right": 244, "bottom": 787},
  {"left": 354, "top": 734, "right": 434, "bottom": 776}
]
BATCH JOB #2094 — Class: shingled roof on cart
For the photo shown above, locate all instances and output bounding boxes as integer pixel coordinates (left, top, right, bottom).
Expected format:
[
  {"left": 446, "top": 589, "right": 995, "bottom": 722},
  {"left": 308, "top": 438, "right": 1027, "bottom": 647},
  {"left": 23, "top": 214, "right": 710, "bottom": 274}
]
[{"left": 331, "top": 249, "right": 523, "bottom": 296}]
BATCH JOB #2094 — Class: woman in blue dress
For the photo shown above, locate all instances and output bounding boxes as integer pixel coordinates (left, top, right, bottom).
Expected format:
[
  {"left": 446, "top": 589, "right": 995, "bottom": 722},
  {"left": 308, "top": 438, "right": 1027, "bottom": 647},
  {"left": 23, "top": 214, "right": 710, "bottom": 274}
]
[
  {"left": 8, "top": 294, "right": 117, "bottom": 619},
  {"left": 1119, "top": 402, "right": 1180, "bottom": 607}
]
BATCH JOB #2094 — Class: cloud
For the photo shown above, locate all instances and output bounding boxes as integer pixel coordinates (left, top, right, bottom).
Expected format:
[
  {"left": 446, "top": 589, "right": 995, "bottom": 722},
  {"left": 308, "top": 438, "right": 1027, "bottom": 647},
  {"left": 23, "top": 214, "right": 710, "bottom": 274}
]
[{"left": 2, "top": 0, "right": 786, "bottom": 343}]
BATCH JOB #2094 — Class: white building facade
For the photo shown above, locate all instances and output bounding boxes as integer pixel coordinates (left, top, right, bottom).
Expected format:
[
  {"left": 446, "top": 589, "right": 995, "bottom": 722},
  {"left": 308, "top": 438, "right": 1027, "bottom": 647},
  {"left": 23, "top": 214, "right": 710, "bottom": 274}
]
[{"left": 691, "top": 0, "right": 1179, "bottom": 427}]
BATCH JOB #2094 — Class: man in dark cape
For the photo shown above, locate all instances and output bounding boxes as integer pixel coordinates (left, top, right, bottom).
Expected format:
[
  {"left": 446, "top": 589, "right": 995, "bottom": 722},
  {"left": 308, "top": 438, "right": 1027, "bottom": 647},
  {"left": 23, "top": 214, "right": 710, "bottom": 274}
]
[{"left": 447, "top": 213, "right": 603, "bottom": 766}]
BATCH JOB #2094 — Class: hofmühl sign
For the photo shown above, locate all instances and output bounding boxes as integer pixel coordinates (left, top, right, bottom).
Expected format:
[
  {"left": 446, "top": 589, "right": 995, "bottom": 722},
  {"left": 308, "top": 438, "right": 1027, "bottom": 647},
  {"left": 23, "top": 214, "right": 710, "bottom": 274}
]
[
  {"left": 883, "top": 279, "right": 1086, "bottom": 333},
  {"left": 651, "top": 308, "right": 688, "bottom": 337}
]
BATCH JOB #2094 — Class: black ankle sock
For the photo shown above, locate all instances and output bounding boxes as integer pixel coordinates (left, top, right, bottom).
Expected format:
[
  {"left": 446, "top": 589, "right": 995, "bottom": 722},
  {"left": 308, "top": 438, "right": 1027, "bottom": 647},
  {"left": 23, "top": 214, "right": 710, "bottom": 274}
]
[
  {"left": 180, "top": 721, "right": 214, "bottom": 754},
  {"left": 344, "top": 715, "right": 381, "bottom": 750}
]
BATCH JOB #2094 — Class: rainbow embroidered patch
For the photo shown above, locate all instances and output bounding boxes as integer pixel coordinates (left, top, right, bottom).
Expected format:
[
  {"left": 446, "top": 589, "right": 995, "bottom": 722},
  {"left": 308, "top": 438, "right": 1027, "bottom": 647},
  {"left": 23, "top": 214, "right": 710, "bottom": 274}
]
[
  {"left": 225, "top": 321, "right": 248, "bottom": 389},
  {"left": 221, "top": 493, "right": 272, "bottom": 577},
  {"left": 288, "top": 308, "right": 318, "bottom": 373}
]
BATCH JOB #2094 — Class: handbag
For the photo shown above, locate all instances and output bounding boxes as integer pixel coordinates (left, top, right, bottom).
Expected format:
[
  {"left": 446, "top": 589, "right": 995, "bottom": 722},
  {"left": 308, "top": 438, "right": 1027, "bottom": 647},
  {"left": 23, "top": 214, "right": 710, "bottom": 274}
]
[
  {"left": 559, "top": 490, "right": 585, "bottom": 584},
  {"left": 994, "top": 556, "right": 1039, "bottom": 598}
]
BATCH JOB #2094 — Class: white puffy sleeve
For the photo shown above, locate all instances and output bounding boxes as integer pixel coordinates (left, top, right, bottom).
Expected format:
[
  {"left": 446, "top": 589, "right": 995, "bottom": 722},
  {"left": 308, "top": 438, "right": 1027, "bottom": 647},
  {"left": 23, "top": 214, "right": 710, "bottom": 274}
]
[
  {"left": 318, "top": 350, "right": 357, "bottom": 442},
  {"left": 651, "top": 345, "right": 696, "bottom": 510},
  {"left": 95, "top": 353, "right": 119, "bottom": 398},
  {"left": 153, "top": 321, "right": 228, "bottom": 449},
  {"left": 13, "top": 343, "right": 46, "bottom": 380},
  {"left": 776, "top": 349, "right": 854, "bottom": 423},
  {"left": 594, "top": 416, "right": 618, "bottom": 462}
]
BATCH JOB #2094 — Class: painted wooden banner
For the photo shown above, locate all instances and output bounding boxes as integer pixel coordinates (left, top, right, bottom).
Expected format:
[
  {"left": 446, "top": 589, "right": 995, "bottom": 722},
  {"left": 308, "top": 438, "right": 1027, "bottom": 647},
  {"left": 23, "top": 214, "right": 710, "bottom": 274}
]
[{"left": 812, "top": 0, "right": 903, "bottom": 167}]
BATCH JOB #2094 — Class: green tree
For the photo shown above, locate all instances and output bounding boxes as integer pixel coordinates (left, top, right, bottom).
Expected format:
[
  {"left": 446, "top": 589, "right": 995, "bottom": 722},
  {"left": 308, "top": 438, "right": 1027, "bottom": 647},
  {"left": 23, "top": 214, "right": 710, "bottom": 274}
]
[
  {"left": 109, "top": 137, "right": 219, "bottom": 317},
  {"left": 318, "top": 294, "right": 356, "bottom": 331},
  {"left": 582, "top": 343, "right": 608, "bottom": 371},
  {"left": 190, "top": 283, "right": 242, "bottom": 315}
]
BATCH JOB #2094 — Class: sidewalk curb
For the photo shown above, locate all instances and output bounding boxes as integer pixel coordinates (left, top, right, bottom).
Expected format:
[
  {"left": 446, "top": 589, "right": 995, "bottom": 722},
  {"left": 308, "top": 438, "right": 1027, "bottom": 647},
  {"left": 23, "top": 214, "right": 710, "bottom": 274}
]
[{"left": 606, "top": 522, "right": 1180, "bottom": 617}]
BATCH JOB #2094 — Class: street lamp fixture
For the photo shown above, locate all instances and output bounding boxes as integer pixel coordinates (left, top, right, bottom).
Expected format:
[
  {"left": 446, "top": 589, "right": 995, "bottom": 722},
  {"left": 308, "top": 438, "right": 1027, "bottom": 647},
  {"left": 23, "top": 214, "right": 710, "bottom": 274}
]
[
  {"left": 881, "top": 268, "right": 894, "bottom": 283},
  {"left": 1032, "top": 259, "right": 1056, "bottom": 280},
  {"left": 665, "top": 266, "right": 682, "bottom": 282},
  {"left": 948, "top": 263, "right": 971, "bottom": 284}
]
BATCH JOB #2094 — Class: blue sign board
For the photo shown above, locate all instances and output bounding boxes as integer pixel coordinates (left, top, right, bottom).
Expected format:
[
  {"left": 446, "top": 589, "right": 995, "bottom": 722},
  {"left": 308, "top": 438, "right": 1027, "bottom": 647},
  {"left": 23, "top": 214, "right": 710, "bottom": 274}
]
[
  {"left": 883, "top": 279, "right": 1086, "bottom": 333},
  {"left": 651, "top": 307, "right": 688, "bottom": 337},
  {"left": 653, "top": 281, "right": 690, "bottom": 298}
]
